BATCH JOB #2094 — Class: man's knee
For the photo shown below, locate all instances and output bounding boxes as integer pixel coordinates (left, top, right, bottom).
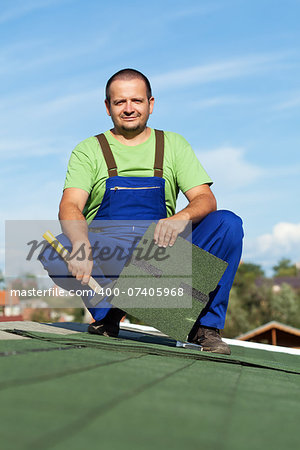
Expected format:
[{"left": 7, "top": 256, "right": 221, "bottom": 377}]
[{"left": 214, "top": 210, "right": 244, "bottom": 241}]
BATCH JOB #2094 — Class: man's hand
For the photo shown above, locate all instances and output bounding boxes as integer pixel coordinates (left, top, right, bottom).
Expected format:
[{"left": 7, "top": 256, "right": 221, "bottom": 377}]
[
  {"left": 154, "top": 217, "right": 189, "bottom": 247},
  {"left": 59, "top": 188, "right": 93, "bottom": 285},
  {"left": 67, "top": 240, "right": 93, "bottom": 285},
  {"left": 154, "top": 184, "right": 217, "bottom": 247}
]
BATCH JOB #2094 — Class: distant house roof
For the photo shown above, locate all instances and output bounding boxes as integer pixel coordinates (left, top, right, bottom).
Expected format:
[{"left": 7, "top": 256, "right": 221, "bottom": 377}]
[
  {"left": 0, "top": 291, "right": 5, "bottom": 306},
  {"left": 255, "top": 276, "right": 300, "bottom": 289},
  {"left": 272, "top": 276, "right": 300, "bottom": 289},
  {"left": 0, "top": 290, "right": 20, "bottom": 306},
  {"left": 237, "top": 321, "right": 300, "bottom": 348}
]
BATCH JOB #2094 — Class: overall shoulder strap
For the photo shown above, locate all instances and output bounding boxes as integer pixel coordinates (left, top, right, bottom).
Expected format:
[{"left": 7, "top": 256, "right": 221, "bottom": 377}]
[
  {"left": 154, "top": 129, "right": 164, "bottom": 178},
  {"left": 95, "top": 133, "right": 118, "bottom": 177}
]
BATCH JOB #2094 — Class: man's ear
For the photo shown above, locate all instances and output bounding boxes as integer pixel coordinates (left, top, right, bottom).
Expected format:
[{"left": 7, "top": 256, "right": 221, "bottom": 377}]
[
  {"left": 149, "top": 96, "right": 154, "bottom": 115},
  {"left": 105, "top": 99, "right": 111, "bottom": 117}
]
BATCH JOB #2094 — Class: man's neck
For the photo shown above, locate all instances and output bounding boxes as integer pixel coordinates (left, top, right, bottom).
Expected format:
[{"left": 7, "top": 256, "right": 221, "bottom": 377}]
[{"left": 110, "top": 126, "right": 151, "bottom": 146}]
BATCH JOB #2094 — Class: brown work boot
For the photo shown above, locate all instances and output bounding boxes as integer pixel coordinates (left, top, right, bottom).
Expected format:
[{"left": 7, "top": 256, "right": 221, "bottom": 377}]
[
  {"left": 88, "top": 307, "right": 125, "bottom": 338},
  {"left": 187, "top": 325, "right": 231, "bottom": 355}
]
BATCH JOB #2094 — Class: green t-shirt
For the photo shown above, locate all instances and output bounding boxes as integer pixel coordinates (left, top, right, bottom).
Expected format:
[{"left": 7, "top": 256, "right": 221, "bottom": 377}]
[{"left": 64, "top": 128, "right": 213, "bottom": 223}]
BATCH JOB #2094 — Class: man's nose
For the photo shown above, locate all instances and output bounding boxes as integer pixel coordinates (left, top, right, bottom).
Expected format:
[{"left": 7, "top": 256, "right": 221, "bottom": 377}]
[{"left": 123, "top": 101, "right": 134, "bottom": 114}]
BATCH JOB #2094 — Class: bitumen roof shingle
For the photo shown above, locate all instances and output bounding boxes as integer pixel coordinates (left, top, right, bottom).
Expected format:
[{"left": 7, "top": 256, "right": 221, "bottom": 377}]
[{"left": 0, "top": 322, "right": 299, "bottom": 450}]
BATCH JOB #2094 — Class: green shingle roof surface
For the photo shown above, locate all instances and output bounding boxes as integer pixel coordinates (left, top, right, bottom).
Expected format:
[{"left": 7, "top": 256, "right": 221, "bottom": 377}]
[{"left": 0, "top": 329, "right": 299, "bottom": 450}]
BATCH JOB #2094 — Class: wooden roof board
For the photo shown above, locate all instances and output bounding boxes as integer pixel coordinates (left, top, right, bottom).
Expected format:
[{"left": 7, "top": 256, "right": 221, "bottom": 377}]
[{"left": 237, "top": 321, "right": 300, "bottom": 340}]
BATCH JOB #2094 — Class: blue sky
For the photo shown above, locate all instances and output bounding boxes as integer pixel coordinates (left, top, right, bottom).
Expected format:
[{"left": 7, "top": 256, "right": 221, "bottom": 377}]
[{"left": 1, "top": 0, "right": 300, "bottom": 275}]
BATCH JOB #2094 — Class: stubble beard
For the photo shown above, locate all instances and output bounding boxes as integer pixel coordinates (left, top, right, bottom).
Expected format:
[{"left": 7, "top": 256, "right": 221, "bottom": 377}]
[
  {"left": 120, "top": 122, "right": 144, "bottom": 133},
  {"left": 115, "top": 116, "right": 149, "bottom": 135}
]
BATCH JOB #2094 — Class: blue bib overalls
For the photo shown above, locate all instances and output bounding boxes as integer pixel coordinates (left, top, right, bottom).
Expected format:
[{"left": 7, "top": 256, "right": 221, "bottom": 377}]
[{"left": 40, "top": 130, "right": 243, "bottom": 329}]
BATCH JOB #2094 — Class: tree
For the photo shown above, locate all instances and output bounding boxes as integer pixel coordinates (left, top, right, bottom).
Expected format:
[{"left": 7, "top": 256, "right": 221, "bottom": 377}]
[
  {"left": 0, "top": 270, "right": 5, "bottom": 289},
  {"left": 223, "top": 287, "right": 251, "bottom": 338},
  {"left": 9, "top": 273, "right": 38, "bottom": 294},
  {"left": 273, "top": 258, "right": 297, "bottom": 277},
  {"left": 223, "top": 261, "right": 300, "bottom": 337},
  {"left": 233, "top": 262, "right": 265, "bottom": 293},
  {"left": 72, "top": 308, "right": 85, "bottom": 322},
  {"left": 270, "top": 283, "right": 300, "bottom": 327},
  {"left": 30, "top": 309, "right": 51, "bottom": 323}
]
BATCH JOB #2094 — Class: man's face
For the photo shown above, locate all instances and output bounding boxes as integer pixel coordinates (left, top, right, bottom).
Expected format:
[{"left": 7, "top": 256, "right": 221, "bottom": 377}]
[{"left": 105, "top": 78, "right": 154, "bottom": 134}]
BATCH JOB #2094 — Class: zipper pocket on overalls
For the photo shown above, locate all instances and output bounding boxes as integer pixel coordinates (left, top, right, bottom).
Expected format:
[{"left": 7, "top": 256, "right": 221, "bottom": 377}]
[{"left": 111, "top": 186, "right": 160, "bottom": 191}]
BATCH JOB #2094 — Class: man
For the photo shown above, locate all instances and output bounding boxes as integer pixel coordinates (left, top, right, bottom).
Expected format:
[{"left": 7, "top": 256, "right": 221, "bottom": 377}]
[{"left": 40, "top": 68, "right": 243, "bottom": 355}]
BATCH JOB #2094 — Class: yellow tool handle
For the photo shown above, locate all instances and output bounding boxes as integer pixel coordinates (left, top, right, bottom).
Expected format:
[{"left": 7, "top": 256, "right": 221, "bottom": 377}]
[{"left": 42, "top": 230, "right": 102, "bottom": 294}]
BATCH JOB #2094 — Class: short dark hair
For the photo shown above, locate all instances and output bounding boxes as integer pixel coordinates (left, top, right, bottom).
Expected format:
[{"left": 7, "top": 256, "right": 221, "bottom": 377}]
[{"left": 105, "top": 68, "right": 152, "bottom": 103}]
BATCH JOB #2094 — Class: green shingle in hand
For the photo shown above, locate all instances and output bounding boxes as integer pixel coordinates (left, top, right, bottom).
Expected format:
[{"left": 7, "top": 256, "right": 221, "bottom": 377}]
[{"left": 100, "top": 223, "right": 228, "bottom": 342}]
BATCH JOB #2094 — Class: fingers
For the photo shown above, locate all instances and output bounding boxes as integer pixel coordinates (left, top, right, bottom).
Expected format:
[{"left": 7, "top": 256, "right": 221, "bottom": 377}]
[
  {"left": 154, "top": 219, "right": 190, "bottom": 247},
  {"left": 154, "top": 221, "right": 168, "bottom": 247},
  {"left": 67, "top": 241, "right": 93, "bottom": 285},
  {"left": 81, "top": 273, "right": 91, "bottom": 285},
  {"left": 68, "top": 260, "right": 93, "bottom": 285},
  {"left": 153, "top": 221, "right": 161, "bottom": 244},
  {"left": 154, "top": 220, "right": 180, "bottom": 247},
  {"left": 168, "top": 230, "right": 178, "bottom": 247},
  {"left": 159, "top": 228, "right": 177, "bottom": 247}
]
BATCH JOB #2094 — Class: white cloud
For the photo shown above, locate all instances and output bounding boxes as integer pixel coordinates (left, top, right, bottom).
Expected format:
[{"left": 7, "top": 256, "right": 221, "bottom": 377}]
[
  {"left": 243, "top": 222, "right": 300, "bottom": 273},
  {"left": 257, "top": 222, "right": 300, "bottom": 254},
  {"left": 151, "top": 53, "right": 288, "bottom": 90},
  {"left": 196, "top": 146, "right": 263, "bottom": 189}
]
